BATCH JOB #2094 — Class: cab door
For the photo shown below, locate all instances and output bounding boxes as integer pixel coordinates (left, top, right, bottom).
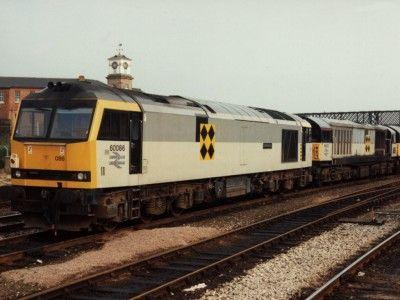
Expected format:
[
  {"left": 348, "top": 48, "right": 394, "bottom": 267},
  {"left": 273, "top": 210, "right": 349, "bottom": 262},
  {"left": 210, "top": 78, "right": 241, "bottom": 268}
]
[
  {"left": 240, "top": 126, "right": 248, "bottom": 166},
  {"left": 129, "top": 112, "right": 142, "bottom": 174},
  {"left": 97, "top": 109, "right": 140, "bottom": 188}
]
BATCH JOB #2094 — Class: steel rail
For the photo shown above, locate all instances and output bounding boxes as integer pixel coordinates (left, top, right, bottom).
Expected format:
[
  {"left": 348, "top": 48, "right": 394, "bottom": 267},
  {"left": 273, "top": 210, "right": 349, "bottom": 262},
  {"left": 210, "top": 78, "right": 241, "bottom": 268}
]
[
  {"left": 129, "top": 188, "right": 400, "bottom": 300},
  {"left": 1, "top": 180, "right": 396, "bottom": 267},
  {"left": 21, "top": 185, "right": 400, "bottom": 299},
  {"left": 0, "top": 230, "right": 46, "bottom": 247},
  {"left": 0, "top": 212, "right": 23, "bottom": 232},
  {"left": 306, "top": 229, "right": 400, "bottom": 300},
  {"left": 0, "top": 200, "right": 10, "bottom": 209}
]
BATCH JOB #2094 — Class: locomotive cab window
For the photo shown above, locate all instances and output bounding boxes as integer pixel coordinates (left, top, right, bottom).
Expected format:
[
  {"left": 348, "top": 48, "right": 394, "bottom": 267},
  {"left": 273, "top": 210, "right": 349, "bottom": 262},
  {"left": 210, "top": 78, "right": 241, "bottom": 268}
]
[
  {"left": 321, "top": 130, "right": 332, "bottom": 143},
  {"left": 282, "top": 129, "right": 298, "bottom": 162},
  {"left": 50, "top": 107, "right": 93, "bottom": 139},
  {"left": 14, "top": 100, "right": 95, "bottom": 141},
  {"left": 98, "top": 110, "right": 130, "bottom": 141},
  {"left": 14, "top": 107, "right": 52, "bottom": 138}
]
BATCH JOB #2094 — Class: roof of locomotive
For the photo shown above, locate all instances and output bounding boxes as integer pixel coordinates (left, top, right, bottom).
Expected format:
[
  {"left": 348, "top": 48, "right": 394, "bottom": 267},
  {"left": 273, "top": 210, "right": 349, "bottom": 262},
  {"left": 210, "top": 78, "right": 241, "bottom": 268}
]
[
  {"left": 24, "top": 79, "right": 135, "bottom": 102},
  {"left": 385, "top": 126, "right": 396, "bottom": 136},
  {"left": 375, "top": 124, "right": 396, "bottom": 134},
  {"left": 303, "top": 116, "right": 331, "bottom": 130},
  {"left": 321, "top": 118, "right": 372, "bottom": 129},
  {"left": 305, "top": 116, "right": 375, "bottom": 130},
  {"left": 120, "top": 86, "right": 303, "bottom": 125},
  {"left": 24, "top": 79, "right": 305, "bottom": 126},
  {"left": 389, "top": 125, "right": 400, "bottom": 135}
]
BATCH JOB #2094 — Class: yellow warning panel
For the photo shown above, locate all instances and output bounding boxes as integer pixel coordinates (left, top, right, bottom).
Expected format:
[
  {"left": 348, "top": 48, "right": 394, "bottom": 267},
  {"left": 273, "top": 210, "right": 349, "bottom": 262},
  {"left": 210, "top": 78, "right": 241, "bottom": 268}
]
[
  {"left": 312, "top": 143, "right": 319, "bottom": 160},
  {"left": 365, "top": 135, "right": 371, "bottom": 152},
  {"left": 199, "top": 123, "right": 215, "bottom": 160}
]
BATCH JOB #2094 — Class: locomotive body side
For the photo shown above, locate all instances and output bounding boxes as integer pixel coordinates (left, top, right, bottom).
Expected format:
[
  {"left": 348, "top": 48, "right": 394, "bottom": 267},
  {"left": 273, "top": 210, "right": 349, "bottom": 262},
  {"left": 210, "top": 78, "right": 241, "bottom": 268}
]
[
  {"left": 136, "top": 111, "right": 311, "bottom": 186},
  {"left": 9, "top": 80, "right": 314, "bottom": 231}
]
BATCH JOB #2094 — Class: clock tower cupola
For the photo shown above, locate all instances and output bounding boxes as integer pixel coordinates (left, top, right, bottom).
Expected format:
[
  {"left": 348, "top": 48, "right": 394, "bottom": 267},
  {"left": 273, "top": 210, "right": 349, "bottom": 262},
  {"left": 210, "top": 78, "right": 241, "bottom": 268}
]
[{"left": 106, "top": 44, "right": 133, "bottom": 89}]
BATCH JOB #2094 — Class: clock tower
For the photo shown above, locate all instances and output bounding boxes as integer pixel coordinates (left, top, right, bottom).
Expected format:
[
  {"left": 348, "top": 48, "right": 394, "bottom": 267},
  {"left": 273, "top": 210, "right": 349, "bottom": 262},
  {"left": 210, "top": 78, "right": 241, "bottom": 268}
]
[{"left": 106, "top": 44, "right": 133, "bottom": 89}]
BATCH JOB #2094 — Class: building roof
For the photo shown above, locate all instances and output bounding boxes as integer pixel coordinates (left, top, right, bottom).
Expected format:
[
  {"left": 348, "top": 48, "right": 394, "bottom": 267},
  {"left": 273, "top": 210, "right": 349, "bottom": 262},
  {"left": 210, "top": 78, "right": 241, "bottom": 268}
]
[
  {"left": 0, "top": 76, "right": 71, "bottom": 89},
  {"left": 108, "top": 54, "right": 132, "bottom": 61}
]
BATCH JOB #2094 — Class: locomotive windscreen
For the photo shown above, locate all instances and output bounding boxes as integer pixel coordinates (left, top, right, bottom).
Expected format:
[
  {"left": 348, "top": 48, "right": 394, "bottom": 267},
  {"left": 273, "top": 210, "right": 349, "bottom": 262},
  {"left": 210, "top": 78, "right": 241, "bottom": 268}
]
[{"left": 14, "top": 100, "right": 95, "bottom": 141}]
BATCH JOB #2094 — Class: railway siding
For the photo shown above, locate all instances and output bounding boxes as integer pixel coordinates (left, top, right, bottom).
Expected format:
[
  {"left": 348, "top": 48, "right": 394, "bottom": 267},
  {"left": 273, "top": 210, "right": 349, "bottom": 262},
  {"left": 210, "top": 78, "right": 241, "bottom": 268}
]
[
  {"left": 18, "top": 185, "right": 400, "bottom": 299},
  {"left": 0, "top": 178, "right": 399, "bottom": 299},
  {"left": 1, "top": 177, "right": 396, "bottom": 268},
  {"left": 307, "top": 228, "right": 400, "bottom": 299},
  {"left": 199, "top": 222, "right": 399, "bottom": 300}
]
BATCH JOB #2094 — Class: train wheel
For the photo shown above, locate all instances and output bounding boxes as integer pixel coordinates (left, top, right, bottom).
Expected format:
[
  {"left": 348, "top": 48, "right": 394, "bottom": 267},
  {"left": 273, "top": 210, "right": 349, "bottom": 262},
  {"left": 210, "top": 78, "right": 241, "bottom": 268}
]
[
  {"left": 169, "top": 198, "right": 185, "bottom": 217},
  {"left": 97, "top": 220, "right": 118, "bottom": 232},
  {"left": 170, "top": 206, "right": 184, "bottom": 217},
  {"left": 140, "top": 207, "right": 153, "bottom": 223}
]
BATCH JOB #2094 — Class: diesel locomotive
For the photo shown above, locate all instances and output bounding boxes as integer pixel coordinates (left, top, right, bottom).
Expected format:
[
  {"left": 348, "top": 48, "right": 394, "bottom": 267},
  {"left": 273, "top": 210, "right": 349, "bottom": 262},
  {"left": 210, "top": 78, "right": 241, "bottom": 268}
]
[{"left": 8, "top": 78, "right": 399, "bottom": 231}]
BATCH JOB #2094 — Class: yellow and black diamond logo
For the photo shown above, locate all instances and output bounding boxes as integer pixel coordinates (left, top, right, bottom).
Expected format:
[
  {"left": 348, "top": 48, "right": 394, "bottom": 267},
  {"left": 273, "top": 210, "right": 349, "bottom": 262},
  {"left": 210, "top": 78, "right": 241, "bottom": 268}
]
[{"left": 199, "top": 123, "right": 216, "bottom": 160}]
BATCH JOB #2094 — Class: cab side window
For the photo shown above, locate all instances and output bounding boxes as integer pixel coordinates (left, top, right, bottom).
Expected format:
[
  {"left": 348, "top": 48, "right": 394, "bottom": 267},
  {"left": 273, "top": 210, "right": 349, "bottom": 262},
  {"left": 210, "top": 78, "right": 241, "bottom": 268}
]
[
  {"left": 98, "top": 110, "right": 130, "bottom": 141},
  {"left": 282, "top": 129, "right": 298, "bottom": 162}
]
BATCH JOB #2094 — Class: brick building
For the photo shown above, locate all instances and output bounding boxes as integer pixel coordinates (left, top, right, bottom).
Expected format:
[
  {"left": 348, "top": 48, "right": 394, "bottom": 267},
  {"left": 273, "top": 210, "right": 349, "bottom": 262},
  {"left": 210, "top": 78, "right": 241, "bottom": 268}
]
[
  {"left": 0, "top": 77, "right": 69, "bottom": 129},
  {"left": 0, "top": 77, "right": 68, "bottom": 150}
]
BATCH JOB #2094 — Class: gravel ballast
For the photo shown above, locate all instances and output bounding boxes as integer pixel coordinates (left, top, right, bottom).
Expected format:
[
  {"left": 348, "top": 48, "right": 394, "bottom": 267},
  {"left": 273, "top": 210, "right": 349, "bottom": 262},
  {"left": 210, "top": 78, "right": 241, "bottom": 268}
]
[
  {"left": 198, "top": 221, "right": 399, "bottom": 300},
  {"left": 0, "top": 173, "right": 10, "bottom": 187},
  {"left": 0, "top": 177, "right": 399, "bottom": 298},
  {"left": 1, "top": 226, "right": 220, "bottom": 288},
  {"left": 187, "top": 177, "right": 400, "bottom": 231}
]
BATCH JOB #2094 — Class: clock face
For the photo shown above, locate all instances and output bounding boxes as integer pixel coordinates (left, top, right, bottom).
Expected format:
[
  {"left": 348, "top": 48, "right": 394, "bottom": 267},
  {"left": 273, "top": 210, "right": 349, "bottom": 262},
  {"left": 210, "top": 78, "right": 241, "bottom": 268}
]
[
  {"left": 123, "top": 62, "right": 129, "bottom": 69},
  {"left": 111, "top": 61, "right": 118, "bottom": 69}
]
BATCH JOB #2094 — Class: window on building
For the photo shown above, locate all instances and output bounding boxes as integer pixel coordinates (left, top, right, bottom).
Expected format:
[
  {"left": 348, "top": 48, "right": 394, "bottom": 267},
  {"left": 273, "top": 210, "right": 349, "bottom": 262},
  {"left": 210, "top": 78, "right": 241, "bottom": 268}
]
[
  {"left": 0, "top": 91, "right": 4, "bottom": 104},
  {"left": 282, "top": 129, "right": 298, "bottom": 162},
  {"left": 15, "top": 91, "right": 21, "bottom": 103},
  {"left": 98, "top": 109, "right": 130, "bottom": 140}
]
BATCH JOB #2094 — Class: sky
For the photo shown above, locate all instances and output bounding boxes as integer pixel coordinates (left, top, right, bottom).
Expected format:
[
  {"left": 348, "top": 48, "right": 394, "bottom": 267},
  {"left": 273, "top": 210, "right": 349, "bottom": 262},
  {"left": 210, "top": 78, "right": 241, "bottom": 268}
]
[{"left": 1, "top": 0, "right": 400, "bottom": 113}]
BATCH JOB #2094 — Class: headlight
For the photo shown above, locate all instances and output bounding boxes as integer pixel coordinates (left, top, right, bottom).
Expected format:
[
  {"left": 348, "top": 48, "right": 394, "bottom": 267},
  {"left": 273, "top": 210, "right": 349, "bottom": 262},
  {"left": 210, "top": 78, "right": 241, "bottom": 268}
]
[
  {"left": 77, "top": 172, "right": 84, "bottom": 181},
  {"left": 15, "top": 170, "right": 21, "bottom": 178},
  {"left": 10, "top": 154, "right": 19, "bottom": 168}
]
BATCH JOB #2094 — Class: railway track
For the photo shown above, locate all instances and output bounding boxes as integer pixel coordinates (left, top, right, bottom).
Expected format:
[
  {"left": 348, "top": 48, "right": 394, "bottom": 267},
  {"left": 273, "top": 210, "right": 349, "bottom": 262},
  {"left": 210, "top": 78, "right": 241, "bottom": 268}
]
[
  {"left": 0, "top": 178, "right": 398, "bottom": 268},
  {"left": 0, "top": 212, "right": 23, "bottom": 232},
  {"left": 22, "top": 183, "right": 400, "bottom": 299},
  {"left": 0, "top": 200, "right": 10, "bottom": 209},
  {"left": 0, "top": 184, "right": 11, "bottom": 205},
  {"left": 306, "top": 229, "right": 400, "bottom": 300}
]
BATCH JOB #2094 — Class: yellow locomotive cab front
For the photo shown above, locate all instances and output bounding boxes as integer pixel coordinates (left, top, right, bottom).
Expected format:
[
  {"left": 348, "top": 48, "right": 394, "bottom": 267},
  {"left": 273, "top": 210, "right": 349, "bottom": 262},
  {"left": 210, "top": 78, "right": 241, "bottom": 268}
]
[
  {"left": 9, "top": 79, "right": 143, "bottom": 231},
  {"left": 11, "top": 142, "right": 96, "bottom": 189},
  {"left": 11, "top": 100, "right": 97, "bottom": 190}
]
